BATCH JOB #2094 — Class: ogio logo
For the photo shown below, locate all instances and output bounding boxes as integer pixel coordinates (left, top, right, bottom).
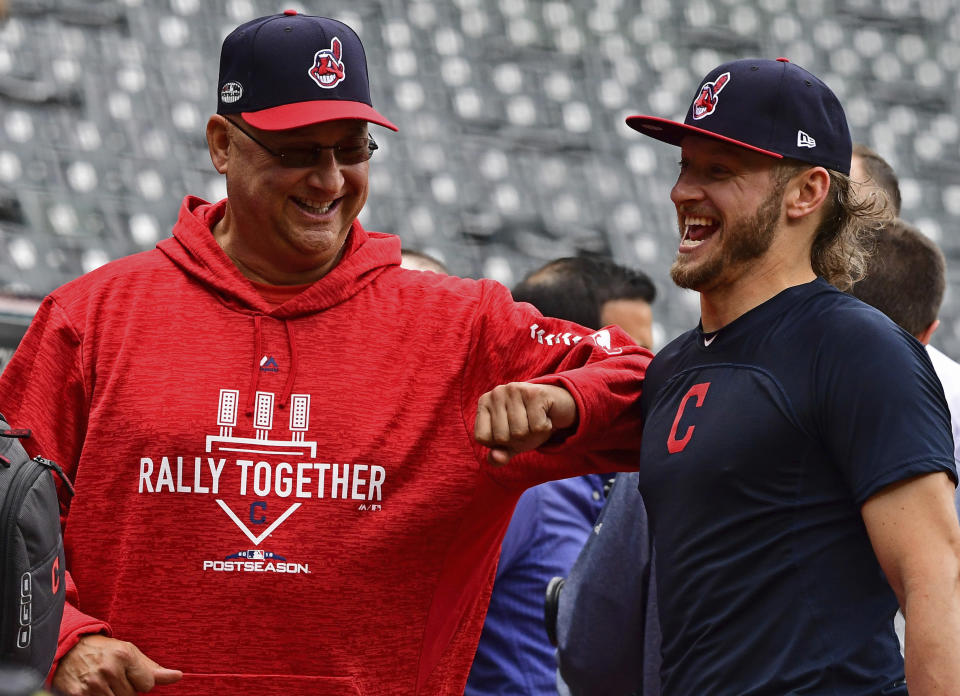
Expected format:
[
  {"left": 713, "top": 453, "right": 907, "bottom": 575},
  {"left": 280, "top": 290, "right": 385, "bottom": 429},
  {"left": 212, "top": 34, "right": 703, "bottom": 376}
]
[{"left": 17, "top": 572, "right": 31, "bottom": 649}]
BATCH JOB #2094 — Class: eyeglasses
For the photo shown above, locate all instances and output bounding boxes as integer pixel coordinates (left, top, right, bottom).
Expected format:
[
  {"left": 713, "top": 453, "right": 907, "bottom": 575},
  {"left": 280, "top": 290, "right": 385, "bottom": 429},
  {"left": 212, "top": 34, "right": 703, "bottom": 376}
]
[{"left": 225, "top": 117, "right": 378, "bottom": 168}]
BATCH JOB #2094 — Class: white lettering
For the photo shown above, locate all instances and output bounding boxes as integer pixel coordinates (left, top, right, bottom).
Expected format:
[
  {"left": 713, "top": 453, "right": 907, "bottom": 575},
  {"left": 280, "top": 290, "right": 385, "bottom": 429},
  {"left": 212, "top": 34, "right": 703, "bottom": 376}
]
[
  {"left": 315, "top": 463, "right": 330, "bottom": 498},
  {"left": 139, "top": 458, "right": 154, "bottom": 493},
  {"left": 351, "top": 464, "right": 368, "bottom": 500},
  {"left": 253, "top": 462, "right": 271, "bottom": 497},
  {"left": 202, "top": 559, "right": 309, "bottom": 574},
  {"left": 275, "top": 462, "right": 293, "bottom": 498},
  {"left": 332, "top": 463, "right": 349, "bottom": 499},
  {"left": 176, "top": 457, "right": 191, "bottom": 493},
  {"left": 140, "top": 456, "right": 384, "bottom": 502},
  {"left": 156, "top": 457, "right": 175, "bottom": 493},
  {"left": 369, "top": 465, "right": 385, "bottom": 501},
  {"left": 208, "top": 458, "right": 225, "bottom": 494},
  {"left": 296, "top": 462, "right": 313, "bottom": 498},
  {"left": 237, "top": 460, "right": 254, "bottom": 495},
  {"left": 193, "top": 457, "right": 209, "bottom": 494}
]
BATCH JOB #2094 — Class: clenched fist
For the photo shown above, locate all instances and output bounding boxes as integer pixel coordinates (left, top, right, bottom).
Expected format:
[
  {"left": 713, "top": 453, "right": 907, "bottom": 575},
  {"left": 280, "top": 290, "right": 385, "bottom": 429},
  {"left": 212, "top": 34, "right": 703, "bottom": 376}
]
[{"left": 474, "top": 382, "right": 577, "bottom": 464}]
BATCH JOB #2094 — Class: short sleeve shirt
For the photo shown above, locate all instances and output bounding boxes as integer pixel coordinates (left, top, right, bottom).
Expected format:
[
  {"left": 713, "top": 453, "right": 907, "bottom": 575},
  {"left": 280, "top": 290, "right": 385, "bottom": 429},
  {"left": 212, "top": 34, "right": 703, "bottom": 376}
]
[{"left": 637, "top": 279, "right": 956, "bottom": 696}]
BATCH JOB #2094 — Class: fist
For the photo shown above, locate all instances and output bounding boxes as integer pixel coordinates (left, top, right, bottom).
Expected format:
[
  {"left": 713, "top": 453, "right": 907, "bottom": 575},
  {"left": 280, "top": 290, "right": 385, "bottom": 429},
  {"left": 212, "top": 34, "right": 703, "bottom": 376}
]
[{"left": 474, "top": 382, "right": 577, "bottom": 464}]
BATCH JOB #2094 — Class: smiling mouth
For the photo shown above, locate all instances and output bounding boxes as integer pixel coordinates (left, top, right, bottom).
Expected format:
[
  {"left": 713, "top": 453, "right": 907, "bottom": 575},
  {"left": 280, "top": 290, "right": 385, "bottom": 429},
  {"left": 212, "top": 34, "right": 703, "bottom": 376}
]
[
  {"left": 681, "top": 214, "right": 720, "bottom": 248},
  {"left": 292, "top": 196, "right": 338, "bottom": 215}
]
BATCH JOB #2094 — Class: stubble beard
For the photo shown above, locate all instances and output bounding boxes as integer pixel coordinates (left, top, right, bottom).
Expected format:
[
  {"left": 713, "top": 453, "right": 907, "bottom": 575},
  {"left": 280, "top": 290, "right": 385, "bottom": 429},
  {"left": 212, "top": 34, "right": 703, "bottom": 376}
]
[{"left": 670, "top": 187, "right": 784, "bottom": 291}]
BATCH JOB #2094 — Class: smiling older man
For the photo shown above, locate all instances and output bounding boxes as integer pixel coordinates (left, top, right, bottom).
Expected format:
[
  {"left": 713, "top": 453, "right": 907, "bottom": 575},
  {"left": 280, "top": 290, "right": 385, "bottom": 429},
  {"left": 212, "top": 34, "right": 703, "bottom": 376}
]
[{"left": 0, "top": 12, "right": 651, "bottom": 696}]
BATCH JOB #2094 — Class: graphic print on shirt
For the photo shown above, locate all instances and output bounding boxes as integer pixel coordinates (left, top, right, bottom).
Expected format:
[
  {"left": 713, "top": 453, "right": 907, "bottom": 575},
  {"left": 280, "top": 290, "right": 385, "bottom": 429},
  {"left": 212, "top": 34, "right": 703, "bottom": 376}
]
[
  {"left": 667, "top": 382, "right": 711, "bottom": 453},
  {"left": 137, "top": 388, "right": 386, "bottom": 577}
]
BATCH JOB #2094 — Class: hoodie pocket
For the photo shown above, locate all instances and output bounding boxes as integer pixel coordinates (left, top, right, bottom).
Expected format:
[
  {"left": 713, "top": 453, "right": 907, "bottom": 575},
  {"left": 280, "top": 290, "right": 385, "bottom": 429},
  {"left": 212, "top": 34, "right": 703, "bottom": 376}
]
[{"left": 170, "top": 673, "right": 364, "bottom": 695}]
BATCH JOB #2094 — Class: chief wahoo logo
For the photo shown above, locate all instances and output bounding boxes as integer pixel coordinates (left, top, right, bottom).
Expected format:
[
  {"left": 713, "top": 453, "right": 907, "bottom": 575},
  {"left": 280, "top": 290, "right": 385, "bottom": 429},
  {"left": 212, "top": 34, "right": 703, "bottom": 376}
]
[
  {"left": 692, "top": 72, "right": 730, "bottom": 120},
  {"left": 309, "top": 37, "right": 346, "bottom": 89}
]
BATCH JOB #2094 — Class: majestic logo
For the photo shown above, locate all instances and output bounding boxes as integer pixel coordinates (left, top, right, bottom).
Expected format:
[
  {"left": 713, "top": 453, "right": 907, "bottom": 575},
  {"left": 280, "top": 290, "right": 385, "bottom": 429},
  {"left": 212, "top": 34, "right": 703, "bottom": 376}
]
[
  {"left": 220, "top": 81, "right": 243, "bottom": 104},
  {"left": 309, "top": 37, "right": 346, "bottom": 89},
  {"left": 260, "top": 356, "right": 279, "bottom": 373},
  {"left": 692, "top": 72, "right": 730, "bottom": 120},
  {"left": 797, "top": 130, "right": 816, "bottom": 148}
]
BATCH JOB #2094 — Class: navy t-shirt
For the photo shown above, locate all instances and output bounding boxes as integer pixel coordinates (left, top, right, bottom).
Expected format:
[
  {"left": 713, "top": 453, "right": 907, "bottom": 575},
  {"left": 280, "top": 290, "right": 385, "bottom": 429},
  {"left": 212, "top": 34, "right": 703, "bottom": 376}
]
[{"left": 637, "top": 278, "right": 956, "bottom": 696}]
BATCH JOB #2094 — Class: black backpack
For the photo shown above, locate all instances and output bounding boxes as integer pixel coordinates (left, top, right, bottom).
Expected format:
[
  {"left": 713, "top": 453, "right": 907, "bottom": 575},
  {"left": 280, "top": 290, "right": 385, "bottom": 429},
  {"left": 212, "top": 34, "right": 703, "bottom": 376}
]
[{"left": 0, "top": 417, "right": 72, "bottom": 679}]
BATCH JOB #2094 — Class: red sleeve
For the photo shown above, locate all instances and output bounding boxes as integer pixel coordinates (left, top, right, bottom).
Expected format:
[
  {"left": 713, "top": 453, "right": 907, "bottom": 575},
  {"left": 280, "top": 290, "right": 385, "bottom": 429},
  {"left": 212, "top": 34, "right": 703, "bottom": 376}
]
[
  {"left": 461, "top": 281, "right": 651, "bottom": 487},
  {"left": 0, "top": 296, "right": 113, "bottom": 678},
  {"left": 48, "top": 574, "right": 112, "bottom": 682}
]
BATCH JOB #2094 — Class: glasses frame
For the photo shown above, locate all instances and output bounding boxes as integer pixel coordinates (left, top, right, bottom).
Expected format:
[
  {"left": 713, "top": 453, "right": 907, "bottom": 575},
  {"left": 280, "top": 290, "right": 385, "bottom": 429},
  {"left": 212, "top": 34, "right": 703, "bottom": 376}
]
[{"left": 225, "top": 117, "right": 378, "bottom": 168}]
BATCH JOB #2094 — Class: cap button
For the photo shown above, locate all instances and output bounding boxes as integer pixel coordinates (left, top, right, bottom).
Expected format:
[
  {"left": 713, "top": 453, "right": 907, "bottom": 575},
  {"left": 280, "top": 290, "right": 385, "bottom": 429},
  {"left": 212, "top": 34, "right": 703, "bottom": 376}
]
[
  {"left": 776, "top": 57, "right": 790, "bottom": 62},
  {"left": 283, "top": 9, "right": 297, "bottom": 15}
]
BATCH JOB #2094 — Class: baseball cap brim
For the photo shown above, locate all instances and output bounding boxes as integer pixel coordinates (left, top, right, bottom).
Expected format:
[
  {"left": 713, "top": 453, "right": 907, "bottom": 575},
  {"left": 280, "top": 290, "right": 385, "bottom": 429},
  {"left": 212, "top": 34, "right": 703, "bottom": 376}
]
[
  {"left": 242, "top": 100, "right": 398, "bottom": 132},
  {"left": 625, "top": 115, "right": 782, "bottom": 160}
]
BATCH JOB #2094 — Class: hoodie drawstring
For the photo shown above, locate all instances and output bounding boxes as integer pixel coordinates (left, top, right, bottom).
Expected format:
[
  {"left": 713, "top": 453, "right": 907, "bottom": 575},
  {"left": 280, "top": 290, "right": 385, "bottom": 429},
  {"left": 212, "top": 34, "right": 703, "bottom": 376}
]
[
  {"left": 279, "top": 320, "right": 299, "bottom": 410},
  {"left": 245, "top": 314, "right": 264, "bottom": 417},
  {"left": 244, "top": 314, "right": 299, "bottom": 417}
]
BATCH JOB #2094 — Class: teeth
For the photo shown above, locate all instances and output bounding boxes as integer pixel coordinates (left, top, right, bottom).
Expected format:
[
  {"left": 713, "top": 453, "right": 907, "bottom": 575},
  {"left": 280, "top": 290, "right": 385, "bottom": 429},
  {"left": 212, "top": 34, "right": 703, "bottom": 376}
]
[
  {"left": 684, "top": 215, "right": 716, "bottom": 226},
  {"left": 295, "top": 197, "right": 334, "bottom": 214}
]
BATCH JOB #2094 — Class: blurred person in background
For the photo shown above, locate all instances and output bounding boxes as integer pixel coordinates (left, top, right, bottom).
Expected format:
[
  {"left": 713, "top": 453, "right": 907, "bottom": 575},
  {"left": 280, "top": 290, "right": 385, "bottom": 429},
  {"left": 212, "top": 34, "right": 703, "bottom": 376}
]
[
  {"left": 466, "top": 255, "right": 655, "bottom": 696},
  {"left": 850, "top": 143, "right": 902, "bottom": 215},
  {"left": 399, "top": 248, "right": 449, "bottom": 274},
  {"left": 847, "top": 144, "right": 960, "bottom": 516},
  {"left": 0, "top": 12, "right": 652, "bottom": 696},
  {"left": 849, "top": 218, "right": 960, "bottom": 516}
]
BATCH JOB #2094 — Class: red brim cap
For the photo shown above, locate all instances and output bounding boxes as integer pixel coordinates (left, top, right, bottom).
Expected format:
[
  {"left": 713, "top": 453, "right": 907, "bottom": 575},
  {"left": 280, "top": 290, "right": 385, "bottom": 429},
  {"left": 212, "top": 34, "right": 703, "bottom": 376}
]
[
  {"left": 625, "top": 115, "right": 782, "bottom": 160},
  {"left": 241, "top": 100, "right": 398, "bottom": 132}
]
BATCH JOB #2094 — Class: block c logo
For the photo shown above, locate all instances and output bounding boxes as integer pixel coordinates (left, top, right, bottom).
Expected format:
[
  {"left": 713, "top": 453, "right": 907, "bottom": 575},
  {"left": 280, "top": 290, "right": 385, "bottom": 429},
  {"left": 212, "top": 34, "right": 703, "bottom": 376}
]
[{"left": 667, "top": 382, "right": 711, "bottom": 454}]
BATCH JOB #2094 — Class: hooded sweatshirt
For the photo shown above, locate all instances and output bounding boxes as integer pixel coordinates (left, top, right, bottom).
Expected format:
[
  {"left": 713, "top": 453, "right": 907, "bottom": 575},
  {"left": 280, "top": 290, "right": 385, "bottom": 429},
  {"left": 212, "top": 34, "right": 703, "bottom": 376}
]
[{"left": 0, "top": 196, "right": 650, "bottom": 696}]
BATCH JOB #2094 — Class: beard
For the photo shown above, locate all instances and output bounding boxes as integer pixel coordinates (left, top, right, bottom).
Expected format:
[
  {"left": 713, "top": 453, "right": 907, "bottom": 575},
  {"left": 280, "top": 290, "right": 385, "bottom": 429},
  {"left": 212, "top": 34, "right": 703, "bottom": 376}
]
[{"left": 670, "top": 185, "right": 784, "bottom": 291}]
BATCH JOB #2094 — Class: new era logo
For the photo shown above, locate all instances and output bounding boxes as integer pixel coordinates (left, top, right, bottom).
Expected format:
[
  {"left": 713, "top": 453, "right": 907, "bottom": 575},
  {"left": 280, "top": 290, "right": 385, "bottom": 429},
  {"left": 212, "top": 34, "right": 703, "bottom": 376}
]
[{"left": 797, "top": 130, "right": 816, "bottom": 148}]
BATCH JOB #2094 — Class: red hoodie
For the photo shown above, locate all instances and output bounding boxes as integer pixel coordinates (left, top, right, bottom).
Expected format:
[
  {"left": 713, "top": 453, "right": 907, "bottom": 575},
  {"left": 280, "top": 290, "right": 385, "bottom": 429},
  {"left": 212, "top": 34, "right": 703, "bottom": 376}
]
[{"left": 0, "top": 196, "right": 650, "bottom": 695}]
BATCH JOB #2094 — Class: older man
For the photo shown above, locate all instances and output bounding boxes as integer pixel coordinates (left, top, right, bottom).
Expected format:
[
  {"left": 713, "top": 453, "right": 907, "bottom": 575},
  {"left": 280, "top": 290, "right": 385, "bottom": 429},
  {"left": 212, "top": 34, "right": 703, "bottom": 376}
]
[
  {"left": 0, "top": 12, "right": 650, "bottom": 696},
  {"left": 628, "top": 58, "right": 960, "bottom": 695}
]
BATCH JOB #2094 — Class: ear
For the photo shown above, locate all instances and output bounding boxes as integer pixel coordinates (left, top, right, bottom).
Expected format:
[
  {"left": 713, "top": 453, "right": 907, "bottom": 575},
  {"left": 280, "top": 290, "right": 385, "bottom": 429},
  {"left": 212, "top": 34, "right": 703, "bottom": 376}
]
[
  {"left": 783, "top": 166, "right": 831, "bottom": 222},
  {"left": 916, "top": 318, "right": 940, "bottom": 346},
  {"left": 206, "top": 115, "right": 231, "bottom": 175}
]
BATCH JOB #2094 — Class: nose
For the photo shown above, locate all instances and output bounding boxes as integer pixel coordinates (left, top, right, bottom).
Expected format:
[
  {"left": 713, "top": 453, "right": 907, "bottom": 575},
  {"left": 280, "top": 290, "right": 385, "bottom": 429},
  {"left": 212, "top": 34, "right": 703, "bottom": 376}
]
[
  {"left": 670, "top": 170, "right": 704, "bottom": 207},
  {"left": 305, "top": 151, "right": 344, "bottom": 192}
]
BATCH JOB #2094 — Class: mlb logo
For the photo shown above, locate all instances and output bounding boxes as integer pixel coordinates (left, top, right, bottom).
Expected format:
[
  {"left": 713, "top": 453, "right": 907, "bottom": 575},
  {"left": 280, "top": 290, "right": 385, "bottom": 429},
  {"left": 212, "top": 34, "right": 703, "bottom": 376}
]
[
  {"left": 220, "top": 82, "right": 243, "bottom": 104},
  {"left": 249, "top": 550, "right": 265, "bottom": 560}
]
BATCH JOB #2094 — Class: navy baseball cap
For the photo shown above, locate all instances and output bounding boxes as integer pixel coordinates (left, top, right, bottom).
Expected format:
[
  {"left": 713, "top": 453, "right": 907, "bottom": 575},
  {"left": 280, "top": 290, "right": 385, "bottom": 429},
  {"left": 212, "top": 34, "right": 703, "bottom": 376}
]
[
  {"left": 216, "top": 9, "right": 397, "bottom": 132},
  {"left": 627, "top": 58, "right": 851, "bottom": 174}
]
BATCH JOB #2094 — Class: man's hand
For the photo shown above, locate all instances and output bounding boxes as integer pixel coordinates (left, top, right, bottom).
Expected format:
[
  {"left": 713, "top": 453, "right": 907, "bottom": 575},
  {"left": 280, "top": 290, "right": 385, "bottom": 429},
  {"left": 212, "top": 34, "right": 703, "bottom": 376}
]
[
  {"left": 53, "top": 634, "right": 182, "bottom": 696},
  {"left": 474, "top": 382, "right": 577, "bottom": 464}
]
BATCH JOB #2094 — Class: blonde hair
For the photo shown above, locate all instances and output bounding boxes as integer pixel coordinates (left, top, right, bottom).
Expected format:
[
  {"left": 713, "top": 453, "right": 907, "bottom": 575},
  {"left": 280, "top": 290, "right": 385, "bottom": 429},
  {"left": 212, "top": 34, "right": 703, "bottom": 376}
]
[{"left": 777, "top": 161, "right": 892, "bottom": 291}]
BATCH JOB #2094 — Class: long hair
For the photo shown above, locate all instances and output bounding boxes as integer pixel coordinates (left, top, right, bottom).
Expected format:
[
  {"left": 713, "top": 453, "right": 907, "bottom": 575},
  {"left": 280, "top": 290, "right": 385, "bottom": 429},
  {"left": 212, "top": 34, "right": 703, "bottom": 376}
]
[{"left": 777, "top": 160, "right": 892, "bottom": 291}]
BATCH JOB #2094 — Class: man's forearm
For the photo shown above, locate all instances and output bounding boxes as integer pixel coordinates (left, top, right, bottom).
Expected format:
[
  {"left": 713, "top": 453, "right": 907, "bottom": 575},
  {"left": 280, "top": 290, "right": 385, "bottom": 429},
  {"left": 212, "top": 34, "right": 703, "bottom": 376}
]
[{"left": 903, "top": 576, "right": 960, "bottom": 695}]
